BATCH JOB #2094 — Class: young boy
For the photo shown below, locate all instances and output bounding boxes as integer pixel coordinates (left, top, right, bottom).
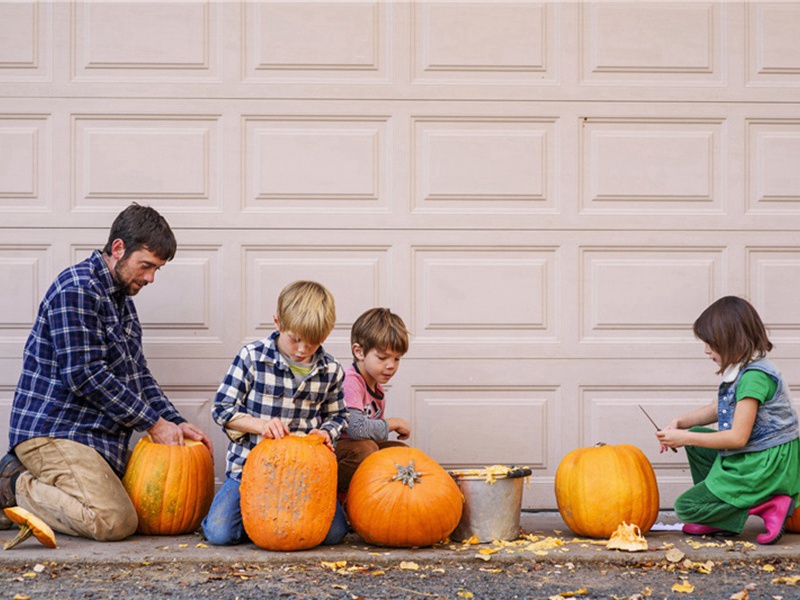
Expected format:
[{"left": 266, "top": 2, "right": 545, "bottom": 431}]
[
  {"left": 336, "top": 308, "right": 411, "bottom": 496},
  {"left": 202, "top": 280, "right": 349, "bottom": 546}
]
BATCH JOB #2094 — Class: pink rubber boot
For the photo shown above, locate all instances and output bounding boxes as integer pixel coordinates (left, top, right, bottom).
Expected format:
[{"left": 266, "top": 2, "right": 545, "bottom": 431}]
[
  {"left": 682, "top": 523, "right": 727, "bottom": 536},
  {"left": 749, "top": 495, "right": 793, "bottom": 545}
]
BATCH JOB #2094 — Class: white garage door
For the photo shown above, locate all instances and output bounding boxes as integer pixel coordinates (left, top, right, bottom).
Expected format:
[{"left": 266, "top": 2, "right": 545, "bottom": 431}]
[{"left": 1, "top": 1, "right": 800, "bottom": 509}]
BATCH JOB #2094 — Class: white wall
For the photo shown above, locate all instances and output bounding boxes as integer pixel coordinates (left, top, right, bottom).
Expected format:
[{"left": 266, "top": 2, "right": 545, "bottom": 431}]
[{"left": 2, "top": 1, "right": 800, "bottom": 508}]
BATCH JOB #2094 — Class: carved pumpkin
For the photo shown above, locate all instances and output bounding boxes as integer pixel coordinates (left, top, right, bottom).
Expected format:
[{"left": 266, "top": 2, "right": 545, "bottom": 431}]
[
  {"left": 347, "top": 446, "right": 463, "bottom": 547},
  {"left": 240, "top": 434, "right": 337, "bottom": 551},
  {"left": 555, "top": 443, "right": 659, "bottom": 538},
  {"left": 122, "top": 435, "right": 214, "bottom": 535}
]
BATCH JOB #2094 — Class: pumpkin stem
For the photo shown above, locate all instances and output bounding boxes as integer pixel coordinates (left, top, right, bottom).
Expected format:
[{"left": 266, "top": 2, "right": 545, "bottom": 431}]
[
  {"left": 4, "top": 524, "right": 33, "bottom": 550},
  {"left": 391, "top": 461, "right": 424, "bottom": 488}
]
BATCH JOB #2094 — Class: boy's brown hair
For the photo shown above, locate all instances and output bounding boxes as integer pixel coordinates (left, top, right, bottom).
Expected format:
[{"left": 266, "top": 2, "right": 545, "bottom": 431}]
[
  {"left": 276, "top": 281, "right": 336, "bottom": 346},
  {"left": 693, "top": 296, "right": 772, "bottom": 375},
  {"left": 351, "top": 308, "right": 409, "bottom": 358}
]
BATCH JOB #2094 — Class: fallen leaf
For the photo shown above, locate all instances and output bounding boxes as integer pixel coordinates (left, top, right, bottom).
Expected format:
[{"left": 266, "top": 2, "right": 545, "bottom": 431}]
[
  {"left": 32, "top": 564, "right": 45, "bottom": 573},
  {"left": 666, "top": 548, "right": 685, "bottom": 563},
  {"left": 478, "top": 547, "right": 500, "bottom": 555},
  {"left": 195, "top": 542, "right": 208, "bottom": 548},
  {"left": 321, "top": 561, "right": 347, "bottom": 571},
  {"left": 762, "top": 564, "right": 776, "bottom": 572},
  {"left": 475, "top": 554, "right": 492, "bottom": 561},
  {"left": 772, "top": 575, "right": 800, "bottom": 585},
  {"left": 729, "top": 589, "right": 748, "bottom": 600},
  {"left": 399, "top": 561, "right": 419, "bottom": 571},
  {"left": 463, "top": 535, "right": 480, "bottom": 545},
  {"left": 457, "top": 592, "right": 474, "bottom": 599},
  {"left": 672, "top": 580, "right": 695, "bottom": 593},
  {"left": 12, "top": 595, "right": 30, "bottom": 600}
]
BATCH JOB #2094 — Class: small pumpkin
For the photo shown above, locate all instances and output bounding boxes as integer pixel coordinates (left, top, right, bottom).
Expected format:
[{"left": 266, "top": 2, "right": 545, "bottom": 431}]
[
  {"left": 555, "top": 442, "right": 659, "bottom": 539},
  {"left": 347, "top": 446, "right": 463, "bottom": 547},
  {"left": 240, "top": 434, "right": 337, "bottom": 551},
  {"left": 122, "top": 435, "right": 214, "bottom": 535}
]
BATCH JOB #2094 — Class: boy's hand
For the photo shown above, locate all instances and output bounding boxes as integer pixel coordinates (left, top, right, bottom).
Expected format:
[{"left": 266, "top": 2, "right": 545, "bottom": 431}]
[
  {"left": 309, "top": 428, "right": 334, "bottom": 451},
  {"left": 261, "top": 417, "right": 290, "bottom": 440},
  {"left": 386, "top": 417, "right": 411, "bottom": 440}
]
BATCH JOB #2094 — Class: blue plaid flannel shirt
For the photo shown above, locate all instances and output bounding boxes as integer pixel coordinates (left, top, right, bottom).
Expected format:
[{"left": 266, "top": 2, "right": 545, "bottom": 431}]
[
  {"left": 212, "top": 331, "right": 347, "bottom": 481},
  {"left": 9, "top": 250, "right": 185, "bottom": 476}
]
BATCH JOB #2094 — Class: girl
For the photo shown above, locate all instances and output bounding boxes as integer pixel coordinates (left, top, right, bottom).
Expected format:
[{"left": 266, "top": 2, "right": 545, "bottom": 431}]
[{"left": 657, "top": 296, "right": 800, "bottom": 545}]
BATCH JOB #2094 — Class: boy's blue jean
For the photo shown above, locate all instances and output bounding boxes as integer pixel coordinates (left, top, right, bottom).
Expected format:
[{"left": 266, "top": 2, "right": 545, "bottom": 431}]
[{"left": 202, "top": 477, "right": 348, "bottom": 546}]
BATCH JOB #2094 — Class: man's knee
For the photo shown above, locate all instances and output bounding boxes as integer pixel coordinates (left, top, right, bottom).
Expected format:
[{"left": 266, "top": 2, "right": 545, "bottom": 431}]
[{"left": 91, "top": 501, "right": 139, "bottom": 541}]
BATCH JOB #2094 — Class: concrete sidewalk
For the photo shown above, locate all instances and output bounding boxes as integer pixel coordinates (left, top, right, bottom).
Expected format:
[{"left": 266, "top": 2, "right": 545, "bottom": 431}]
[{"left": 0, "top": 511, "right": 797, "bottom": 567}]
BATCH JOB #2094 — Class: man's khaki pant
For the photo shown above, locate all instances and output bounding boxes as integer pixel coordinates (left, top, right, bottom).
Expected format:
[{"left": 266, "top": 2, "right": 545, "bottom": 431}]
[{"left": 14, "top": 437, "right": 138, "bottom": 541}]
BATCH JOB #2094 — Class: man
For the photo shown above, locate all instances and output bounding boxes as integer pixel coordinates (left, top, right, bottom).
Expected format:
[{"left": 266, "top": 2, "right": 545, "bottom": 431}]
[{"left": 0, "top": 203, "right": 212, "bottom": 541}]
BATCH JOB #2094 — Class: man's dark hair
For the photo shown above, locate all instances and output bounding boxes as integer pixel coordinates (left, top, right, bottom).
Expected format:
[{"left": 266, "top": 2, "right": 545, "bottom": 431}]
[{"left": 102, "top": 203, "right": 177, "bottom": 261}]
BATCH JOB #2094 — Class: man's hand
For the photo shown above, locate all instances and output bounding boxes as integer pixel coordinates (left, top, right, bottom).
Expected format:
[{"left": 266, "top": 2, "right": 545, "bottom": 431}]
[
  {"left": 148, "top": 417, "right": 184, "bottom": 445},
  {"left": 179, "top": 422, "right": 213, "bottom": 454}
]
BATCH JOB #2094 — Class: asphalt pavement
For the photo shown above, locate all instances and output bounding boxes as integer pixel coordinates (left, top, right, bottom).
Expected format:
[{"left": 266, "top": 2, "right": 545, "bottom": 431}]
[{"left": 0, "top": 511, "right": 797, "bottom": 568}]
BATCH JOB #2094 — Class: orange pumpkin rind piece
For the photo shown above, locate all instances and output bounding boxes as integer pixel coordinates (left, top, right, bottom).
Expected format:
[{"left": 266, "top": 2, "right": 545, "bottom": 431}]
[
  {"left": 3, "top": 507, "right": 57, "bottom": 550},
  {"left": 606, "top": 521, "right": 648, "bottom": 552}
]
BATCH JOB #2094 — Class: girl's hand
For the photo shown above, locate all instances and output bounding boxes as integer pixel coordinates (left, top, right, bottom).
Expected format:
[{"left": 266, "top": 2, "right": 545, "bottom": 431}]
[
  {"left": 656, "top": 427, "right": 687, "bottom": 452},
  {"left": 309, "top": 428, "right": 334, "bottom": 451},
  {"left": 261, "top": 417, "right": 289, "bottom": 440}
]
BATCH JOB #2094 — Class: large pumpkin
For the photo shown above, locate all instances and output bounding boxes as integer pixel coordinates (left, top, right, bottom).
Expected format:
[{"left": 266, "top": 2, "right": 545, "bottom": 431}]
[
  {"left": 555, "top": 442, "right": 659, "bottom": 539},
  {"left": 347, "top": 446, "right": 463, "bottom": 547},
  {"left": 122, "top": 435, "right": 214, "bottom": 535},
  {"left": 240, "top": 434, "right": 337, "bottom": 551}
]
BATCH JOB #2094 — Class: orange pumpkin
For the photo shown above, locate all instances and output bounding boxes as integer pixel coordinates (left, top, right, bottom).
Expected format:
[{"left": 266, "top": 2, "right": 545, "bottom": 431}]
[
  {"left": 785, "top": 506, "right": 800, "bottom": 533},
  {"left": 240, "top": 434, "right": 337, "bottom": 551},
  {"left": 555, "top": 442, "right": 659, "bottom": 539},
  {"left": 122, "top": 435, "right": 214, "bottom": 535},
  {"left": 347, "top": 446, "right": 463, "bottom": 547}
]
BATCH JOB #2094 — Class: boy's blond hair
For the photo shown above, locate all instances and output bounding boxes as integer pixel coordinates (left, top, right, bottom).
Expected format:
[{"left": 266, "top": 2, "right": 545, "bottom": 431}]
[
  {"left": 351, "top": 308, "right": 409, "bottom": 358},
  {"left": 276, "top": 281, "right": 336, "bottom": 346}
]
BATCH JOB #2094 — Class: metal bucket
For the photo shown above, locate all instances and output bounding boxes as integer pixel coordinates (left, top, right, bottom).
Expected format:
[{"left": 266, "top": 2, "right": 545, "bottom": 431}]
[{"left": 449, "top": 467, "right": 531, "bottom": 543}]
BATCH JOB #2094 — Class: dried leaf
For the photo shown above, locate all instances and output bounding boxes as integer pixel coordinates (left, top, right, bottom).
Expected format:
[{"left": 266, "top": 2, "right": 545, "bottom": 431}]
[
  {"left": 463, "top": 535, "right": 480, "bottom": 545},
  {"left": 762, "top": 564, "right": 776, "bottom": 572},
  {"left": 399, "top": 561, "right": 419, "bottom": 571},
  {"left": 321, "top": 561, "right": 347, "bottom": 571},
  {"left": 672, "top": 580, "right": 695, "bottom": 593},
  {"left": 195, "top": 542, "right": 208, "bottom": 548},
  {"left": 457, "top": 592, "right": 474, "bottom": 599},
  {"left": 478, "top": 547, "right": 500, "bottom": 555},
  {"left": 772, "top": 575, "right": 800, "bottom": 585},
  {"left": 666, "top": 548, "right": 685, "bottom": 563},
  {"left": 729, "top": 589, "right": 748, "bottom": 600}
]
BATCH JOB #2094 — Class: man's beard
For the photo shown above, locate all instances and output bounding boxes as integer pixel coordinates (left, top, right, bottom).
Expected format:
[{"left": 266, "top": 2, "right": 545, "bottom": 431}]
[{"left": 114, "top": 260, "right": 142, "bottom": 296}]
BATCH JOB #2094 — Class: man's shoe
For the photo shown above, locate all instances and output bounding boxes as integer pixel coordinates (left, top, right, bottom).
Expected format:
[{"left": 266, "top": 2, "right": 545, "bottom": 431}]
[
  {"left": 682, "top": 523, "right": 734, "bottom": 536},
  {"left": 0, "top": 452, "right": 25, "bottom": 509},
  {"left": 749, "top": 495, "right": 793, "bottom": 545}
]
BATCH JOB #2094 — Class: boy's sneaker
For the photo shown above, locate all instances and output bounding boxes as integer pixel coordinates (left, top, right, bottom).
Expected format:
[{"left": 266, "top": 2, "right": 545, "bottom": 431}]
[{"left": 0, "top": 452, "right": 25, "bottom": 509}]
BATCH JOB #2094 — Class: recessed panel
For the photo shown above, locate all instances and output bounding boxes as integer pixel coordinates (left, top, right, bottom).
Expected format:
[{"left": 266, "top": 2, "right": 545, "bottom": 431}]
[
  {"left": 245, "top": 2, "right": 386, "bottom": 81},
  {"left": 581, "top": 247, "right": 723, "bottom": 341},
  {"left": 243, "top": 246, "right": 390, "bottom": 342},
  {"left": 413, "top": 2, "right": 554, "bottom": 82},
  {"left": 414, "top": 386, "right": 552, "bottom": 468},
  {"left": 413, "top": 118, "right": 555, "bottom": 214},
  {"left": 73, "top": 116, "right": 219, "bottom": 211},
  {"left": 0, "top": 1, "right": 50, "bottom": 81},
  {"left": 748, "top": 121, "right": 800, "bottom": 213},
  {"left": 748, "top": 4, "right": 800, "bottom": 84},
  {"left": 0, "top": 116, "right": 51, "bottom": 210},
  {"left": 0, "top": 246, "right": 50, "bottom": 331},
  {"left": 244, "top": 117, "right": 388, "bottom": 211},
  {"left": 582, "top": 2, "right": 721, "bottom": 83},
  {"left": 582, "top": 119, "right": 723, "bottom": 213},
  {"left": 72, "top": 1, "right": 218, "bottom": 81},
  {"left": 413, "top": 247, "right": 556, "bottom": 339},
  {"left": 748, "top": 248, "right": 800, "bottom": 335}
]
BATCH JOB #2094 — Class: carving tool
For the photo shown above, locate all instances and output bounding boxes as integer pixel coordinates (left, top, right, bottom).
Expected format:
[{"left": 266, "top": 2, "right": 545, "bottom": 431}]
[{"left": 639, "top": 404, "right": 678, "bottom": 452}]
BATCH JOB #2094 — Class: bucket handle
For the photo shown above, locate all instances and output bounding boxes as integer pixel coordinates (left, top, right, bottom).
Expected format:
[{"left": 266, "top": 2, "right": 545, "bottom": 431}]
[{"left": 506, "top": 467, "right": 532, "bottom": 479}]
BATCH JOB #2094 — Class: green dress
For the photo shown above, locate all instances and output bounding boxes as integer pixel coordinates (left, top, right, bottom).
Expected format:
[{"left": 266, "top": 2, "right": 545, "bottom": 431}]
[{"left": 675, "top": 371, "right": 800, "bottom": 533}]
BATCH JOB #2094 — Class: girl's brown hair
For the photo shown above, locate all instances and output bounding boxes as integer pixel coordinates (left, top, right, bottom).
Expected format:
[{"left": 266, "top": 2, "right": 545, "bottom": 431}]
[{"left": 693, "top": 296, "right": 772, "bottom": 374}]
